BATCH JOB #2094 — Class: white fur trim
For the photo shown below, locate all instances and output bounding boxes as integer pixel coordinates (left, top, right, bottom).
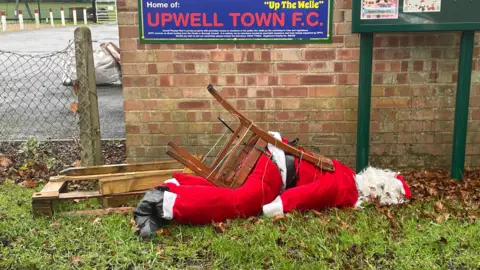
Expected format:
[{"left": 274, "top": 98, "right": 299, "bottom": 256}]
[
  {"left": 164, "top": 178, "right": 180, "bottom": 186},
  {"left": 262, "top": 196, "right": 284, "bottom": 217},
  {"left": 162, "top": 191, "right": 177, "bottom": 220},
  {"left": 355, "top": 166, "right": 408, "bottom": 206},
  {"left": 267, "top": 131, "right": 287, "bottom": 193}
]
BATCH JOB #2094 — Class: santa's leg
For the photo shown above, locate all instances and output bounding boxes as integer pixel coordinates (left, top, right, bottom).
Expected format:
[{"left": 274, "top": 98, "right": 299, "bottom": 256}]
[{"left": 134, "top": 154, "right": 283, "bottom": 236}]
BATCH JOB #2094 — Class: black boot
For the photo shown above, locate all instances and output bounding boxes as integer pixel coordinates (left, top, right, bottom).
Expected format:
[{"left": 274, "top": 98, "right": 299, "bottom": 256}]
[{"left": 133, "top": 186, "right": 170, "bottom": 238}]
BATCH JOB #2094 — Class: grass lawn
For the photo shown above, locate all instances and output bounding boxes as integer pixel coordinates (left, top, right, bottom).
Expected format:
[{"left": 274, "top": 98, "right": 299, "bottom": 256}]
[{"left": 1, "top": 181, "right": 479, "bottom": 269}]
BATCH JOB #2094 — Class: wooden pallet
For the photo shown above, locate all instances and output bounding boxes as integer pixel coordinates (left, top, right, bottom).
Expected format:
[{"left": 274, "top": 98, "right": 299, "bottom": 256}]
[{"left": 31, "top": 159, "right": 192, "bottom": 217}]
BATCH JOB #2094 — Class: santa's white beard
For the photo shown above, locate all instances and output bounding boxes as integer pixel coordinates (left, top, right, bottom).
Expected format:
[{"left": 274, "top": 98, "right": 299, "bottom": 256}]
[{"left": 354, "top": 166, "right": 408, "bottom": 207}]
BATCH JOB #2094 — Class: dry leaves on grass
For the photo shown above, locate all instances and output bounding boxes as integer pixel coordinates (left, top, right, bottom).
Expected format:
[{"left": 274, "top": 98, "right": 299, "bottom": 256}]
[
  {"left": 212, "top": 220, "right": 232, "bottom": 234},
  {"left": 72, "top": 256, "right": 82, "bottom": 265},
  {"left": 0, "top": 155, "right": 12, "bottom": 168}
]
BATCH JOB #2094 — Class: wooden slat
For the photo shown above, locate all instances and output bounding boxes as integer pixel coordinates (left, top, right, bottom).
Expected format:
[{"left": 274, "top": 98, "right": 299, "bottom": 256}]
[
  {"left": 49, "top": 169, "right": 181, "bottom": 182},
  {"left": 167, "top": 142, "right": 214, "bottom": 176},
  {"left": 60, "top": 207, "right": 134, "bottom": 216},
  {"left": 207, "top": 84, "right": 335, "bottom": 172},
  {"left": 99, "top": 169, "right": 180, "bottom": 195},
  {"left": 32, "top": 181, "right": 67, "bottom": 200},
  {"left": 230, "top": 138, "right": 268, "bottom": 188},
  {"left": 166, "top": 150, "right": 228, "bottom": 188},
  {"left": 214, "top": 125, "right": 250, "bottom": 182},
  {"left": 58, "top": 160, "right": 184, "bottom": 176},
  {"left": 58, "top": 190, "right": 147, "bottom": 200},
  {"left": 211, "top": 125, "right": 245, "bottom": 169}
]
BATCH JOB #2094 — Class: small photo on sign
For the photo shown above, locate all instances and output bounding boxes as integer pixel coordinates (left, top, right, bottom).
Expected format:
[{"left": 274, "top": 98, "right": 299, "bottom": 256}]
[
  {"left": 361, "top": 0, "right": 399, "bottom": 20},
  {"left": 404, "top": 0, "right": 441, "bottom": 12}
]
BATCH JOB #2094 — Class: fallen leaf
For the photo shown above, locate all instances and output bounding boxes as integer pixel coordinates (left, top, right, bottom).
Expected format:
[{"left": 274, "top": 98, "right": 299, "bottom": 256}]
[
  {"left": 231, "top": 235, "right": 240, "bottom": 240},
  {"left": 439, "top": 236, "right": 448, "bottom": 244},
  {"left": 311, "top": 209, "right": 324, "bottom": 218},
  {"left": 24, "top": 179, "right": 37, "bottom": 188},
  {"left": 0, "top": 155, "right": 12, "bottom": 168},
  {"left": 434, "top": 201, "right": 444, "bottom": 212},
  {"left": 156, "top": 247, "right": 164, "bottom": 254},
  {"left": 212, "top": 222, "right": 228, "bottom": 234},
  {"left": 49, "top": 222, "right": 60, "bottom": 228},
  {"left": 70, "top": 102, "right": 78, "bottom": 113},
  {"left": 73, "top": 80, "right": 79, "bottom": 96},
  {"left": 72, "top": 256, "right": 82, "bottom": 264},
  {"left": 92, "top": 217, "right": 101, "bottom": 224},
  {"left": 71, "top": 160, "right": 81, "bottom": 167},
  {"left": 129, "top": 219, "right": 136, "bottom": 228},
  {"left": 279, "top": 225, "right": 286, "bottom": 232},
  {"left": 272, "top": 214, "right": 286, "bottom": 223},
  {"left": 469, "top": 215, "right": 477, "bottom": 223}
]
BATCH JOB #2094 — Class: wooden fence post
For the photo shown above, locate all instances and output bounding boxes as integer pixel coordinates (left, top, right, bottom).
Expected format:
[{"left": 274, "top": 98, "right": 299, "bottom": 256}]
[{"left": 74, "top": 26, "right": 103, "bottom": 167}]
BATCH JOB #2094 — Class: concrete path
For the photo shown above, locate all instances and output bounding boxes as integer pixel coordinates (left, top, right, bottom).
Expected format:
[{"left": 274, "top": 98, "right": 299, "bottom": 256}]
[{"left": 0, "top": 24, "right": 125, "bottom": 140}]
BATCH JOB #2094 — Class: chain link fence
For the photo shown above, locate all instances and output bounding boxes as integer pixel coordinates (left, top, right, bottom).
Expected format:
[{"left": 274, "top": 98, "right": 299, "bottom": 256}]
[{"left": 0, "top": 41, "right": 80, "bottom": 141}]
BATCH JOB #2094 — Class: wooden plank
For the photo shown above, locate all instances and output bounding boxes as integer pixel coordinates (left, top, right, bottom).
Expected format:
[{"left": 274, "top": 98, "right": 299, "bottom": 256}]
[
  {"left": 50, "top": 169, "right": 181, "bottom": 182},
  {"left": 59, "top": 160, "right": 183, "bottom": 176},
  {"left": 58, "top": 190, "right": 147, "bottom": 200},
  {"left": 99, "top": 169, "right": 181, "bottom": 195},
  {"left": 102, "top": 195, "right": 142, "bottom": 208},
  {"left": 207, "top": 84, "right": 335, "bottom": 172}
]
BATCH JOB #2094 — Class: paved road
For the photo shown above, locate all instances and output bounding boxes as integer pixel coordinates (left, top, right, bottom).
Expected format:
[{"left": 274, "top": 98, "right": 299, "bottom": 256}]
[{"left": 0, "top": 24, "right": 125, "bottom": 140}]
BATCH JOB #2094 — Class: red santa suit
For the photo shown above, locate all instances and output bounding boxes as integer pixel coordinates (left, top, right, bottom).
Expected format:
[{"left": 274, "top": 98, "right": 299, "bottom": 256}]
[{"left": 133, "top": 131, "right": 412, "bottom": 237}]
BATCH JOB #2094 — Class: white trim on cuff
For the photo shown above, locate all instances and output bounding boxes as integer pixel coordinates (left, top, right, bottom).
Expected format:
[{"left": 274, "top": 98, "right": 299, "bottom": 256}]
[
  {"left": 262, "top": 196, "right": 284, "bottom": 217},
  {"left": 164, "top": 178, "right": 180, "bottom": 186},
  {"left": 162, "top": 191, "right": 177, "bottom": 220}
]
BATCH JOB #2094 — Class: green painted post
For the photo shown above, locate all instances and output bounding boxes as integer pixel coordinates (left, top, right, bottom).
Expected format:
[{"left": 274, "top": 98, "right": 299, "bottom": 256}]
[
  {"left": 451, "top": 31, "right": 475, "bottom": 181},
  {"left": 356, "top": 33, "right": 374, "bottom": 173}
]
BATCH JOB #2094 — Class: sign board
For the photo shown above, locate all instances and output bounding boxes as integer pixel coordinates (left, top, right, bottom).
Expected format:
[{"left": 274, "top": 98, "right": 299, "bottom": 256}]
[
  {"left": 352, "top": 0, "right": 480, "bottom": 33},
  {"left": 138, "top": 0, "right": 333, "bottom": 43}
]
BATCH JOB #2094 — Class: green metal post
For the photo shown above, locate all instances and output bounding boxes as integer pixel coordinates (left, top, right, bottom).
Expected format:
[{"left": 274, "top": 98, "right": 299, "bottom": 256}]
[
  {"left": 356, "top": 33, "right": 374, "bottom": 173},
  {"left": 451, "top": 31, "right": 475, "bottom": 181}
]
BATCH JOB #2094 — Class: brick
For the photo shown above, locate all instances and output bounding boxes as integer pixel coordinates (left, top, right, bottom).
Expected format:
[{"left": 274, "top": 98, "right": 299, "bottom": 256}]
[
  {"left": 276, "top": 63, "right": 309, "bottom": 72},
  {"left": 183, "top": 44, "right": 218, "bottom": 49},
  {"left": 273, "top": 87, "right": 308, "bottom": 97},
  {"left": 118, "top": 26, "right": 137, "bottom": 38},
  {"left": 372, "top": 98, "right": 410, "bottom": 108},
  {"left": 174, "top": 75, "right": 210, "bottom": 86},
  {"left": 154, "top": 51, "right": 174, "bottom": 62},
  {"left": 174, "top": 51, "right": 208, "bottom": 61},
  {"left": 309, "top": 86, "right": 342, "bottom": 97},
  {"left": 273, "top": 50, "right": 302, "bottom": 61},
  {"left": 237, "top": 63, "right": 271, "bottom": 73},
  {"left": 337, "top": 49, "right": 359, "bottom": 60},
  {"left": 126, "top": 125, "right": 140, "bottom": 134},
  {"left": 300, "top": 75, "right": 334, "bottom": 85},
  {"left": 434, "top": 109, "right": 453, "bottom": 120},
  {"left": 281, "top": 75, "right": 300, "bottom": 85},
  {"left": 119, "top": 39, "right": 137, "bottom": 51},
  {"left": 158, "top": 75, "right": 173, "bottom": 87},
  {"left": 336, "top": 74, "right": 358, "bottom": 85},
  {"left": 117, "top": 12, "right": 136, "bottom": 25},
  {"left": 210, "top": 51, "right": 244, "bottom": 61},
  {"left": 149, "top": 88, "right": 183, "bottom": 99},
  {"left": 210, "top": 75, "right": 245, "bottom": 86},
  {"left": 304, "top": 50, "right": 336, "bottom": 61}
]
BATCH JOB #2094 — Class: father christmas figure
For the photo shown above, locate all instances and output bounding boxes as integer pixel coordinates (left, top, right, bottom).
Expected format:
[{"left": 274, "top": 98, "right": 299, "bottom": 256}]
[{"left": 133, "top": 132, "right": 412, "bottom": 238}]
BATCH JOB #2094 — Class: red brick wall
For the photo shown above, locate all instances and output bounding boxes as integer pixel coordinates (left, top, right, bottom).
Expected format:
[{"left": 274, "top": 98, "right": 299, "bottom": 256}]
[{"left": 117, "top": 0, "right": 480, "bottom": 170}]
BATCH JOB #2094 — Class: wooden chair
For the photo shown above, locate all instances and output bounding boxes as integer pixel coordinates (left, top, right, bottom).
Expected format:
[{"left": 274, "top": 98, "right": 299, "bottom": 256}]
[{"left": 166, "top": 84, "right": 335, "bottom": 189}]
